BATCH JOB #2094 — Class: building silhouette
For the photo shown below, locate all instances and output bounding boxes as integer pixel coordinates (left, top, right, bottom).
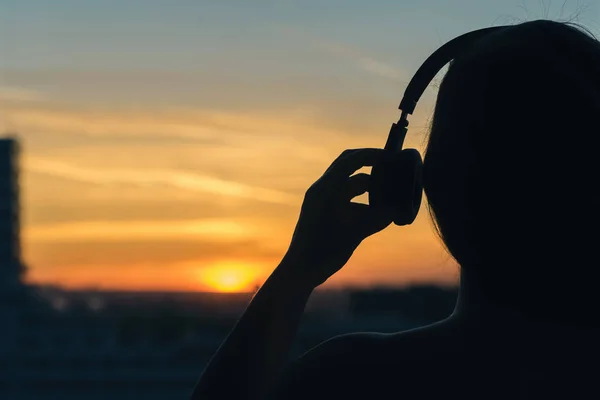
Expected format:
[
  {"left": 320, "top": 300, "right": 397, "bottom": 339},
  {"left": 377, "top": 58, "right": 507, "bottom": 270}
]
[{"left": 0, "top": 137, "right": 26, "bottom": 290}]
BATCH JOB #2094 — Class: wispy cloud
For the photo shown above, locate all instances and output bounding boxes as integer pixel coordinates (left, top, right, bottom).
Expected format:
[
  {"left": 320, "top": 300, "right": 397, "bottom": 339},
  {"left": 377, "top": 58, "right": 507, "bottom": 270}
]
[
  {"left": 0, "top": 86, "right": 46, "bottom": 102},
  {"left": 24, "top": 156, "right": 297, "bottom": 205},
  {"left": 5, "top": 101, "right": 358, "bottom": 179},
  {"left": 279, "top": 26, "right": 408, "bottom": 83},
  {"left": 314, "top": 39, "right": 408, "bottom": 82},
  {"left": 24, "top": 218, "right": 257, "bottom": 242},
  {"left": 3, "top": 104, "right": 235, "bottom": 141},
  {"left": 0, "top": 70, "right": 203, "bottom": 86},
  {"left": 1, "top": 100, "right": 361, "bottom": 143}
]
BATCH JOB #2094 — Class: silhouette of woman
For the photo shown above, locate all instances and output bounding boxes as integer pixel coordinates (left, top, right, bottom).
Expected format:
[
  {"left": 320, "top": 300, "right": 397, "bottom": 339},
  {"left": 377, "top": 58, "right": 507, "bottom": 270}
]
[{"left": 191, "top": 20, "right": 600, "bottom": 399}]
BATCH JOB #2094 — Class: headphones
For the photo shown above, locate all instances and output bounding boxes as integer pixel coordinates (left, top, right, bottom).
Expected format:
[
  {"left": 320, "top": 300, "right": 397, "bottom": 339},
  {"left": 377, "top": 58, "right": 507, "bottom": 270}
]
[{"left": 369, "top": 26, "right": 507, "bottom": 226}]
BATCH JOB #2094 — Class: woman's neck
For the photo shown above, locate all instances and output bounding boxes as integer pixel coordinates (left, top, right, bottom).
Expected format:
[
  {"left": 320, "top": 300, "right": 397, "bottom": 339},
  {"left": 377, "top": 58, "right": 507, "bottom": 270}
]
[{"left": 451, "top": 269, "right": 600, "bottom": 349}]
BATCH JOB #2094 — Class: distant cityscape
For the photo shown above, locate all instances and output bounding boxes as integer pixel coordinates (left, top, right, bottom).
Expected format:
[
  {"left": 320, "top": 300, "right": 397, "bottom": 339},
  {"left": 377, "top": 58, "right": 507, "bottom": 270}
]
[{"left": 1, "top": 136, "right": 458, "bottom": 399}]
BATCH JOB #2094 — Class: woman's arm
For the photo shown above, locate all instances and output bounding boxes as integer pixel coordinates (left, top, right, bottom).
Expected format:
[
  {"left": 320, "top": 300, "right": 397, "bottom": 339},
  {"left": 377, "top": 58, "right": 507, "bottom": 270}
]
[
  {"left": 190, "top": 261, "right": 313, "bottom": 400},
  {"left": 190, "top": 148, "right": 393, "bottom": 400}
]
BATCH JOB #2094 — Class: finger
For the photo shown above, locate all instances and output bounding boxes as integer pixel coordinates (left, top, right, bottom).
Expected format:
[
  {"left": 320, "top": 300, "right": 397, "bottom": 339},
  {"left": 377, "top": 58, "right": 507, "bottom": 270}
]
[
  {"left": 345, "top": 173, "right": 370, "bottom": 200},
  {"left": 324, "top": 149, "right": 360, "bottom": 175},
  {"left": 326, "top": 148, "right": 385, "bottom": 179}
]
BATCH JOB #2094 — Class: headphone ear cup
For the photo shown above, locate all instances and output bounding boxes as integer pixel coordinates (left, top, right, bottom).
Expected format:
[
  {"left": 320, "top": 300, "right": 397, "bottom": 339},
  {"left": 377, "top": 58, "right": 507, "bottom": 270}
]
[
  {"left": 369, "top": 148, "right": 423, "bottom": 226},
  {"left": 394, "top": 148, "right": 423, "bottom": 225}
]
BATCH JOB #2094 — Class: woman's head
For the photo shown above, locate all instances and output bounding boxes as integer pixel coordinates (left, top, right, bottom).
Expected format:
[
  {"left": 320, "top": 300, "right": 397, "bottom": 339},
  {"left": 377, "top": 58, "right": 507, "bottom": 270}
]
[{"left": 423, "top": 20, "right": 600, "bottom": 321}]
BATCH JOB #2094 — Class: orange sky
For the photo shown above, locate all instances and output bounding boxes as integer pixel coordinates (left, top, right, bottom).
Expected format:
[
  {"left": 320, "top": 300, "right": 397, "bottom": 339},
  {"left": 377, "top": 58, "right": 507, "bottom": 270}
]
[
  {"left": 3, "top": 1, "right": 587, "bottom": 292},
  {"left": 13, "top": 104, "right": 458, "bottom": 291}
]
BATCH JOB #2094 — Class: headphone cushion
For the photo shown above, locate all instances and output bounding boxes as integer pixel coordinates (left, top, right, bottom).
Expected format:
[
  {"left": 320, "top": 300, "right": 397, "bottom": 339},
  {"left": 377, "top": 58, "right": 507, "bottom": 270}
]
[{"left": 369, "top": 148, "right": 423, "bottom": 225}]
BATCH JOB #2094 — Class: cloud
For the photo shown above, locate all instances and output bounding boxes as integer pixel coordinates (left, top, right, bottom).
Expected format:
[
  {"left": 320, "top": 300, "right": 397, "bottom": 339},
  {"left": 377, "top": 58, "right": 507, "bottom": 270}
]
[
  {"left": 6, "top": 101, "right": 361, "bottom": 181},
  {"left": 314, "top": 39, "right": 408, "bottom": 82},
  {"left": 26, "top": 237, "right": 284, "bottom": 269},
  {"left": 0, "top": 74, "right": 413, "bottom": 147},
  {"left": 278, "top": 26, "right": 409, "bottom": 83},
  {"left": 24, "top": 156, "right": 297, "bottom": 205},
  {"left": 3, "top": 104, "right": 233, "bottom": 141},
  {"left": 24, "top": 218, "right": 259, "bottom": 242},
  {"left": 0, "top": 86, "right": 46, "bottom": 102},
  {"left": 0, "top": 70, "right": 202, "bottom": 86},
  {"left": 2, "top": 99, "right": 362, "bottom": 143}
]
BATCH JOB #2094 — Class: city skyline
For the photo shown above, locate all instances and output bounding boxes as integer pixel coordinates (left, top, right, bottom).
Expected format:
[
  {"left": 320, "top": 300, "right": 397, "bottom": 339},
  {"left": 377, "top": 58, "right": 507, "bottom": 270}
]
[{"left": 1, "top": 1, "right": 598, "bottom": 291}]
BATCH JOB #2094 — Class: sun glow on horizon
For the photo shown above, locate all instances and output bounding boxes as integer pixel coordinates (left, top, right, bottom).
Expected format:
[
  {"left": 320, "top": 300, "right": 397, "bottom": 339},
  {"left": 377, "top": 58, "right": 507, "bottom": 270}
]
[{"left": 198, "top": 261, "right": 259, "bottom": 293}]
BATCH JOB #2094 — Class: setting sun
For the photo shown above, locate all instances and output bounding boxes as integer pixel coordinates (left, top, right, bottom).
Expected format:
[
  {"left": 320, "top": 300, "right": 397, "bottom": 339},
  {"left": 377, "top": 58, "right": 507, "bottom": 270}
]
[{"left": 198, "top": 261, "right": 259, "bottom": 293}]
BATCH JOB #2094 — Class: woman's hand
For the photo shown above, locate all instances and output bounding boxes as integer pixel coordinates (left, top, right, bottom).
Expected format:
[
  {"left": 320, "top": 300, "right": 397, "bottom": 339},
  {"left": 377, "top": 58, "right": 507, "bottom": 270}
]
[{"left": 281, "top": 148, "right": 394, "bottom": 289}]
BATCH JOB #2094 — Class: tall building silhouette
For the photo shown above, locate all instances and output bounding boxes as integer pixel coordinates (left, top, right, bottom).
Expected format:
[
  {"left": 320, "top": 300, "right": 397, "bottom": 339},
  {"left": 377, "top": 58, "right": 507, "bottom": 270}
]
[{"left": 0, "top": 137, "right": 25, "bottom": 289}]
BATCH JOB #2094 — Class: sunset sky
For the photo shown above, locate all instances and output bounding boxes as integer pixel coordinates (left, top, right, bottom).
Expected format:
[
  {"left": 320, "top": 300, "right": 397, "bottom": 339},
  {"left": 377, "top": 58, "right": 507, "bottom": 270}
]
[{"left": 1, "top": 0, "right": 598, "bottom": 292}]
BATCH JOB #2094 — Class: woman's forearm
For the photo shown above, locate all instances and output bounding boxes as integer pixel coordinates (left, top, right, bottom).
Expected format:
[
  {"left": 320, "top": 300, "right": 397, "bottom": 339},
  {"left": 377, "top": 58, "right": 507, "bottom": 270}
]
[
  {"left": 190, "top": 258, "right": 314, "bottom": 400},
  {"left": 190, "top": 147, "right": 389, "bottom": 398}
]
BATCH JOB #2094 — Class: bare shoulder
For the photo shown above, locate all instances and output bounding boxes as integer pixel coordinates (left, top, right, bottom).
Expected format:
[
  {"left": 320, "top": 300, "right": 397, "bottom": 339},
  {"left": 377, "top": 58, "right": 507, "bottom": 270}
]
[
  {"left": 315, "top": 317, "right": 460, "bottom": 358},
  {"left": 383, "top": 317, "right": 464, "bottom": 355},
  {"left": 266, "top": 319, "right": 462, "bottom": 400}
]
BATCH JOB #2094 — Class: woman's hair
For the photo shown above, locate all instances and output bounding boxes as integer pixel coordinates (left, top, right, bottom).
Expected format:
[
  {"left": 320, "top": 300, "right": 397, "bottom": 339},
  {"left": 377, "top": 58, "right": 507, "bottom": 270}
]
[{"left": 423, "top": 20, "right": 600, "bottom": 323}]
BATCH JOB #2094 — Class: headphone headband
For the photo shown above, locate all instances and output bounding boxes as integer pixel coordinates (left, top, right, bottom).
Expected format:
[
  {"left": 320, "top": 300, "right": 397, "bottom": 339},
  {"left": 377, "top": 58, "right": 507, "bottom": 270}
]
[
  {"left": 383, "top": 26, "right": 508, "bottom": 153},
  {"left": 398, "top": 26, "right": 508, "bottom": 119}
]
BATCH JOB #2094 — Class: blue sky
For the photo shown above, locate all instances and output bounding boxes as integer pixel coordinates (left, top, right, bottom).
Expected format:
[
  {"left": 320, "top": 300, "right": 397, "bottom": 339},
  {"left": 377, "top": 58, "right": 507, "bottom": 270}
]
[{"left": 3, "top": 0, "right": 598, "bottom": 112}]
